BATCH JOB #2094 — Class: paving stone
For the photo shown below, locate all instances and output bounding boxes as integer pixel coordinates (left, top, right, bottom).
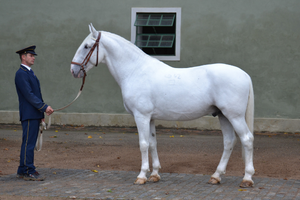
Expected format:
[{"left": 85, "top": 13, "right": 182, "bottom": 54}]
[{"left": 2, "top": 169, "right": 298, "bottom": 199}]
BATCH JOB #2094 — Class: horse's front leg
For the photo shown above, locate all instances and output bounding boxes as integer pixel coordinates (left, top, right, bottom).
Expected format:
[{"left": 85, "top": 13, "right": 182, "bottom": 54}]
[
  {"left": 148, "top": 119, "right": 161, "bottom": 182},
  {"left": 134, "top": 115, "right": 151, "bottom": 185}
]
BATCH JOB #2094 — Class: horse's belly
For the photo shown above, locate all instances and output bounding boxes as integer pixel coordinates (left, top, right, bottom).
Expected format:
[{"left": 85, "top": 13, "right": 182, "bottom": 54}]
[
  {"left": 151, "top": 101, "right": 215, "bottom": 121},
  {"left": 152, "top": 112, "right": 206, "bottom": 121}
]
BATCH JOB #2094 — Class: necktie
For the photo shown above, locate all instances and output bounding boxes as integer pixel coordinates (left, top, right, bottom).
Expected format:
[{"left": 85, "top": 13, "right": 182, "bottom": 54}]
[{"left": 30, "top": 70, "right": 35, "bottom": 76}]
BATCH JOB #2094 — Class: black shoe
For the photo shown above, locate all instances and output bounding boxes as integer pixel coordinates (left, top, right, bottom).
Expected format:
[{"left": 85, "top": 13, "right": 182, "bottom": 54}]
[
  {"left": 23, "top": 171, "right": 46, "bottom": 181},
  {"left": 16, "top": 173, "right": 25, "bottom": 179}
]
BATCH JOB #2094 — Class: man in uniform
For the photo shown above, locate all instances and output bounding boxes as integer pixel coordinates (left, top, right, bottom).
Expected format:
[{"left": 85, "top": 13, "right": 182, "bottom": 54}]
[{"left": 15, "top": 45, "right": 54, "bottom": 181}]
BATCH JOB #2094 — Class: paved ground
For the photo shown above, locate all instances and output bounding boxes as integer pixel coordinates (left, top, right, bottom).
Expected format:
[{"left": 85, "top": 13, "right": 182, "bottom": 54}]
[
  {"left": 1, "top": 168, "right": 300, "bottom": 199},
  {"left": 1, "top": 126, "right": 300, "bottom": 199}
]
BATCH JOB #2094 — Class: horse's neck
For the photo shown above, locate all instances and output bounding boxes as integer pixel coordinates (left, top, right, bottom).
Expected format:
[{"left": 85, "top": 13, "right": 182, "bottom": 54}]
[{"left": 101, "top": 32, "right": 152, "bottom": 86}]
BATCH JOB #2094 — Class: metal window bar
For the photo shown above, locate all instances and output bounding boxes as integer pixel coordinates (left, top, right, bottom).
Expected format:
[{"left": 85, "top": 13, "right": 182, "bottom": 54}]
[
  {"left": 135, "top": 34, "right": 175, "bottom": 48},
  {"left": 134, "top": 13, "right": 175, "bottom": 27}
]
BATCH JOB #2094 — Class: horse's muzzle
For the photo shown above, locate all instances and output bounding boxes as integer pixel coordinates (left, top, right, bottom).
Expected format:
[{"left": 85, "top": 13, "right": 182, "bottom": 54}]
[{"left": 71, "top": 68, "right": 84, "bottom": 78}]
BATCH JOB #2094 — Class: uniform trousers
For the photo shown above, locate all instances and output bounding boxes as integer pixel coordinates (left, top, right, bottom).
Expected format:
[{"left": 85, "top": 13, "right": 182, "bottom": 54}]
[{"left": 17, "top": 119, "right": 40, "bottom": 174}]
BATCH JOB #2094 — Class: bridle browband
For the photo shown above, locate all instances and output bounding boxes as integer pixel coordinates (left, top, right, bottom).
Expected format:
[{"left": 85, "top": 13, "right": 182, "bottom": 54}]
[{"left": 71, "top": 32, "right": 101, "bottom": 90}]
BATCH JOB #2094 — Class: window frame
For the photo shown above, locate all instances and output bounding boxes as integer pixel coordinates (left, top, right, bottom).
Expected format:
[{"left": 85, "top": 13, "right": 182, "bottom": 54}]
[{"left": 131, "top": 7, "right": 181, "bottom": 61}]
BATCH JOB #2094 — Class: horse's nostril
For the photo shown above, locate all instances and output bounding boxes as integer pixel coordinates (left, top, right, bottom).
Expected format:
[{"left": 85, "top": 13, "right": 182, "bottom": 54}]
[{"left": 71, "top": 69, "right": 77, "bottom": 78}]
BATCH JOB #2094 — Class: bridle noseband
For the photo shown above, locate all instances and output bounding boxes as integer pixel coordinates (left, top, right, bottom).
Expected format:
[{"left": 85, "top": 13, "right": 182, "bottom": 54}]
[{"left": 71, "top": 32, "right": 101, "bottom": 90}]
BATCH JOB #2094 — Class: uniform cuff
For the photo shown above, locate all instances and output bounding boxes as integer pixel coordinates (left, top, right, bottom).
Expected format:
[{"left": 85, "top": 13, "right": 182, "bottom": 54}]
[{"left": 38, "top": 104, "right": 48, "bottom": 112}]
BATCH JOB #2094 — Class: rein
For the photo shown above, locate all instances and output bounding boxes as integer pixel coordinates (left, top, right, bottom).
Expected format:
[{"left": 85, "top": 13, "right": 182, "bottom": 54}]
[{"left": 36, "top": 32, "right": 102, "bottom": 151}]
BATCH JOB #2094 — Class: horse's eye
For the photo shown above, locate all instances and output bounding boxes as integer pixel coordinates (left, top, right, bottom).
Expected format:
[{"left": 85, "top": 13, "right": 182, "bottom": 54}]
[{"left": 84, "top": 44, "right": 89, "bottom": 49}]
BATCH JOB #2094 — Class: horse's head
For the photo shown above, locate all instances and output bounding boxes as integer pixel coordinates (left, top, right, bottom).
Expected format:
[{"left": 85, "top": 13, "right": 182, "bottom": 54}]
[{"left": 71, "top": 23, "right": 105, "bottom": 78}]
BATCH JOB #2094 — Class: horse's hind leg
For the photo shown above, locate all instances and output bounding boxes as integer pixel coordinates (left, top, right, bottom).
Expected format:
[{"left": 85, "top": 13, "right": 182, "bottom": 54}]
[
  {"left": 230, "top": 117, "right": 255, "bottom": 188},
  {"left": 209, "top": 114, "right": 237, "bottom": 185},
  {"left": 148, "top": 120, "right": 161, "bottom": 182}
]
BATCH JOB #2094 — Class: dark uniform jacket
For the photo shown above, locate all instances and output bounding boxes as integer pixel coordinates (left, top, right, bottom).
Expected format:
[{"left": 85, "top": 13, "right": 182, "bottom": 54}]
[{"left": 15, "top": 65, "right": 48, "bottom": 121}]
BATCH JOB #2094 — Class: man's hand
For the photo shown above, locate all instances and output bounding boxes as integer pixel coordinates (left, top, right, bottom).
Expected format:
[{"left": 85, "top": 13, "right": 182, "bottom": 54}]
[{"left": 46, "top": 106, "right": 54, "bottom": 116}]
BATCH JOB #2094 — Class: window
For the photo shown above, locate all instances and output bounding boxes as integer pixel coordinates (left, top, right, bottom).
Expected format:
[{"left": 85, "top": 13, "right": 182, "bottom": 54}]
[{"left": 131, "top": 8, "right": 181, "bottom": 61}]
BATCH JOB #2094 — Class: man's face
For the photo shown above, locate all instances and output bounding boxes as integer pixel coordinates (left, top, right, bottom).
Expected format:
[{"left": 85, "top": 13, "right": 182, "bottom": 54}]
[{"left": 22, "top": 53, "right": 35, "bottom": 67}]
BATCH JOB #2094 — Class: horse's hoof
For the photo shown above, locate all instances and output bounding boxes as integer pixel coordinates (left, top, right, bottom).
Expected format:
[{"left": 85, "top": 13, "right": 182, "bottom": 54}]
[
  {"left": 208, "top": 177, "right": 220, "bottom": 185},
  {"left": 240, "top": 180, "right": 254, "bottom": 188},
  {"left": 148, "top": 174, "right": 161, "bottom": 182},
  {"left": 134, "top": 178, "right": 147, "bottom": 185}
]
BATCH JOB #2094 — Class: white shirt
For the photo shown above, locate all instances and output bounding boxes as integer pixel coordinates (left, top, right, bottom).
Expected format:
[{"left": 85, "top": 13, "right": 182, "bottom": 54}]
[{"left": 21, "top": 64, "right": 31, "bottom": 71}]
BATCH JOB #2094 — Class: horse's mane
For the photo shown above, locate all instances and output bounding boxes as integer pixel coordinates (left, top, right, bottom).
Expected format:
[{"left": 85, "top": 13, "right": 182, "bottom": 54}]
[{"left": 101, "top": 31, "right": 153, "bottom": 60}]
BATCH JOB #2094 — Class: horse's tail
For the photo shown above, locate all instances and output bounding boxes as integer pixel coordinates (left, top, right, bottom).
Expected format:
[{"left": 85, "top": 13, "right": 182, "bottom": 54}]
[
  {"left": 245, "top": 78, "right": 254, "bottom": 135},
  {"left": 242, "top": 77, "right": 254, "bottom": 162}
]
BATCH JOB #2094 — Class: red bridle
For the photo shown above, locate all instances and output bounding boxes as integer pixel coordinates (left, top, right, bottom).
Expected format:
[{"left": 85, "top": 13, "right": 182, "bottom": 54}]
[{"left": 71, "top": 32, "right": 101, "bottom": 90}]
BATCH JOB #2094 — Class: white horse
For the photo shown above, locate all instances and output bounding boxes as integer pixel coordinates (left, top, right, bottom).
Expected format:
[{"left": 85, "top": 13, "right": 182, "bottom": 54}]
[{"left": 71, "top": 24, "right": 255, "bottom": 188}]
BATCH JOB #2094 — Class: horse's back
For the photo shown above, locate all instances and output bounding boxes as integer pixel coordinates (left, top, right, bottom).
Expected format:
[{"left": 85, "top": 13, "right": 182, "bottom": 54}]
[
  {"left": 200, "top": 63, "right": 251, "bottom": 83},
  {"left": 150, "top": 63, "right": 251, "bottom": 96}
]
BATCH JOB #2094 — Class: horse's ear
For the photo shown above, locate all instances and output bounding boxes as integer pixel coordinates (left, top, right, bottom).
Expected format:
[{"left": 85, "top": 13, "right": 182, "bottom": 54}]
[{"left": 89, "top": 23, "right": 98, "bottom": 38}]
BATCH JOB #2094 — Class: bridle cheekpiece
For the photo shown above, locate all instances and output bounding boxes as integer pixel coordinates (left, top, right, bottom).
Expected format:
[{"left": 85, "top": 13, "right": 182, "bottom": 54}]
[{"left": 71, "top": 32, "right": 101, "bottom": 90}]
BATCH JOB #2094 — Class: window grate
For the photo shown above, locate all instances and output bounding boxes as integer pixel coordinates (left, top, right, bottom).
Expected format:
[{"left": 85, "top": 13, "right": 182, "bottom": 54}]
[
  {"left": 134, "top": 14, "right": 175, "bottom": 27},
  {"left": 135, "top": 34, "right": 175, "bottom": 48},
  {"left": 131, "top": 8, "right": 181, "bottom": 60}
]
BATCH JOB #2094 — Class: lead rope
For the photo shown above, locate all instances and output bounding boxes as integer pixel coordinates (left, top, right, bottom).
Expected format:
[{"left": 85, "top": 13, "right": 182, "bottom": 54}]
[
  {"left": 47, "top": 71, "right": 86, "bottom": 129},
  {"left": 35, "top": 32, "right": 101, "bottom": 151},
  {"left": 47, "top": 89, "right": 83, "bottom": 129},
  {"left": 35, "top": 121, "right": 46, "bottom": 151},
  {"left": 35, "top": 70, "right": 86, "bottom": 151}
]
